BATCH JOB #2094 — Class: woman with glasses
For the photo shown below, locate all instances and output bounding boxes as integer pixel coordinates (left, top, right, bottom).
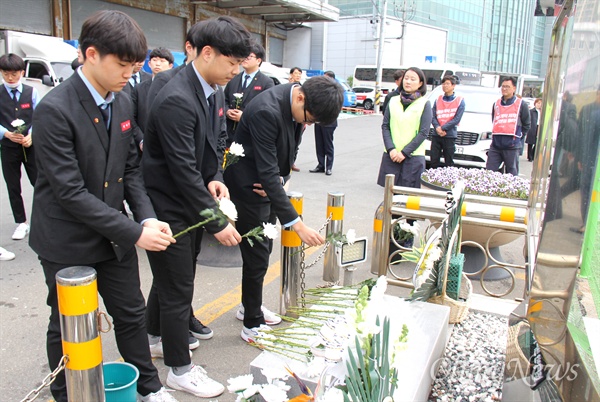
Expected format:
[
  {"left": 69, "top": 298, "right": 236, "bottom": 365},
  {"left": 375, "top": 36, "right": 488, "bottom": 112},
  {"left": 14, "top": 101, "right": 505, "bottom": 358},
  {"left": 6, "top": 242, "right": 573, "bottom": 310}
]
[{"left": 377, "top": 66, "right": 432, "bottom": 188}]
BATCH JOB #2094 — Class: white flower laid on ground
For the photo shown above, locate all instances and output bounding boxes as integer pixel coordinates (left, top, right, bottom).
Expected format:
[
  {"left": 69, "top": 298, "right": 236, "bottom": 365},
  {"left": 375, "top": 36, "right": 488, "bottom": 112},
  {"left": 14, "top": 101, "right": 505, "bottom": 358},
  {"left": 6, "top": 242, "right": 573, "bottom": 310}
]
[
  {"left": 223, "top": 141, "right": 245, "bottom": 170},
  {"left": 227, "top": 368, "right": 290, "bottom": 402}
]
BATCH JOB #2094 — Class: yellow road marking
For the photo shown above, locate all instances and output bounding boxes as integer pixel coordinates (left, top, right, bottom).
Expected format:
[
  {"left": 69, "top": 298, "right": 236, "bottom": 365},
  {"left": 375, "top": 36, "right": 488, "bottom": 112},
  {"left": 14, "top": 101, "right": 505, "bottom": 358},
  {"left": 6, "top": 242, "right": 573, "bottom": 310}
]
[{"left": 195, "top": 247, "right": 319, "bottom": 324}]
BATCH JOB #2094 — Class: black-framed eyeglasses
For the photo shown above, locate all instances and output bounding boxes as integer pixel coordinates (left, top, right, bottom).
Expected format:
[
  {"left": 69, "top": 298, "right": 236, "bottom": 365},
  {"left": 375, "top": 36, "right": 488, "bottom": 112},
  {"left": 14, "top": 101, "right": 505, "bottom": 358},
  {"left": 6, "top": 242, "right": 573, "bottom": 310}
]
[
  {"left": 245, "top": 54, "right": 257, "bottom": 60},
  {"left": 303, "top": 104, "right": 319, "bottom": 125}
]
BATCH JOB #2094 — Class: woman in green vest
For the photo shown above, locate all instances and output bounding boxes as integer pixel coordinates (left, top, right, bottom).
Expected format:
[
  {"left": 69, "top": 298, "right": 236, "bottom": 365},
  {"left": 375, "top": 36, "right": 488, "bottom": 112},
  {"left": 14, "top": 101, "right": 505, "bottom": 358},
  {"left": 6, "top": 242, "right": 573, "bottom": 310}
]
[{"left": 377, "top": 67, "right": 432, "bottom": 188}]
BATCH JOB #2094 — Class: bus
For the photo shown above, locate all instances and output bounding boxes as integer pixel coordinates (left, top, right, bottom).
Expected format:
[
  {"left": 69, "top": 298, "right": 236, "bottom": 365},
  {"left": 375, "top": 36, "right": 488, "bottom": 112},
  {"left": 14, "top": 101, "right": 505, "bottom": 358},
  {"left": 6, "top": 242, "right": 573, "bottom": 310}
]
[
  {"left": 480, "top": 72, "right": 545, "bottom": 97},
  {"left": 353, "top": 63, "right": 482, "bottom": 92}
]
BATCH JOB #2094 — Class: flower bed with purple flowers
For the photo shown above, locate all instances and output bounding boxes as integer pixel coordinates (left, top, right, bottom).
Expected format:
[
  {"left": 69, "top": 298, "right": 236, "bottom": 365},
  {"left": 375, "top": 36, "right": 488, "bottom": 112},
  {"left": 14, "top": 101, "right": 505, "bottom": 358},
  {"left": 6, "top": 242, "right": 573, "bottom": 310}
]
[{"left": 421, "top": 167, "right": 530, "bottom": 200}]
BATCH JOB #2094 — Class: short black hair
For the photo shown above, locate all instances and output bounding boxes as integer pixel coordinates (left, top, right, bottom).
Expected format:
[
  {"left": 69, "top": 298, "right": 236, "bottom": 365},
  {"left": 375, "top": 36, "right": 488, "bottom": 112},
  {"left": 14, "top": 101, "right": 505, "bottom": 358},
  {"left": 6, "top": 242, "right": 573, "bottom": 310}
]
[
  {"left": 71, "top": 57, "right": 82, "bottom": 71},
  {"left": 290, "top": 67, "right": 302, "bottom": 74},
  {"left": 501, "top": 76, "right": 517, "bottom": 87},
  {"left": 149, "top": 47, "right": 174, "bottom": 64},
  {"left": 79, "top": 10, "right": 147, "bottom": 63},
  {"left": 249, "top": 42, "right": 266, "bottom": 62},
  {"left": 189, "top": 16, "right": 252, "bottom": 59},
  {"left": 303, "top": 76, "right": 344, "bottom": 125},
  {"left": 0, "top": 53, "right": 25, "bottom": 71},
  {"left": 402, "top": 67, "right": 428, "bottom": 95},
  {"left": 442, "top": 75, "right": 457, "bottom": 85},
  {"left": 393, "top": 69, "right": 405, "bottom": 81},
  {"left": 324, "top": 70, "right": 336, "bottom": 79}
]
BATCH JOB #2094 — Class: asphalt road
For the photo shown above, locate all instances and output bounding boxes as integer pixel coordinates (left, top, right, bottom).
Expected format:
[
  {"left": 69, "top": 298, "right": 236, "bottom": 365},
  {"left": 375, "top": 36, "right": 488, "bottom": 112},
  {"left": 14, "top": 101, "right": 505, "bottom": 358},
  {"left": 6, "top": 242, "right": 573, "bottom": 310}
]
[{"left": 0, "top": 111, "right": 533, "bottom": 402}]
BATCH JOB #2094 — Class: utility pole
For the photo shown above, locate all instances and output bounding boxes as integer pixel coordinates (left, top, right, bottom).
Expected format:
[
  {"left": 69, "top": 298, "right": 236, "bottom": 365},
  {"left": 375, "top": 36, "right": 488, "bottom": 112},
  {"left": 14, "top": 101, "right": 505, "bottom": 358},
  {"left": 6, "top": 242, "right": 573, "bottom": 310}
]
[{"left": 374, "top": 0, "right": 387, "bottom": 114}]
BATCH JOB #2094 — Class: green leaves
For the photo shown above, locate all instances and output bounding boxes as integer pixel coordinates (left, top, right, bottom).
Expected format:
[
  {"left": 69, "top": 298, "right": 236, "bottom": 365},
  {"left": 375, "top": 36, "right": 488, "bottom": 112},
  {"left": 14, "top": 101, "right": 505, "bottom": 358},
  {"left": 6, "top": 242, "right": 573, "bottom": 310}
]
[{"left": 343, "top": 317, "right": 399, "bottom": 402}]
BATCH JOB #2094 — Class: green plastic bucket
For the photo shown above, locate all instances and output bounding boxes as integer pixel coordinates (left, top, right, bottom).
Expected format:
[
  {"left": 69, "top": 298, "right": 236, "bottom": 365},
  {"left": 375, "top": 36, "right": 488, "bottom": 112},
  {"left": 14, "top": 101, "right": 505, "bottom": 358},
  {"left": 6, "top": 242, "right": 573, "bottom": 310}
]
[{"left": 103, "top": 362, "right": 139, "bottom": 402}]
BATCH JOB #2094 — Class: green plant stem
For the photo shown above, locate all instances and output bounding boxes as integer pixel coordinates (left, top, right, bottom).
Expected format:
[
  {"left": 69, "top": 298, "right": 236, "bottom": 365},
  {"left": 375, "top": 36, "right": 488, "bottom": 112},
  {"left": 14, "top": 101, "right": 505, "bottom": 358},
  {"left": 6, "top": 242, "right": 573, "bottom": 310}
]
[{"left": 173, "top": 216, "right": 216, "bottom": 239}]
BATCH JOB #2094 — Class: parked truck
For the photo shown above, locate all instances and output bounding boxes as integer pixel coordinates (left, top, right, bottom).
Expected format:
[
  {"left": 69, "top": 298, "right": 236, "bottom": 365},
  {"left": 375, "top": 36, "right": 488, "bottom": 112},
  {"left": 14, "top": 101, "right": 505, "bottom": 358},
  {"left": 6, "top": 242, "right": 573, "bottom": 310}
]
[{"left": 0, "top": 30, "right": 78, "bottom": 98}]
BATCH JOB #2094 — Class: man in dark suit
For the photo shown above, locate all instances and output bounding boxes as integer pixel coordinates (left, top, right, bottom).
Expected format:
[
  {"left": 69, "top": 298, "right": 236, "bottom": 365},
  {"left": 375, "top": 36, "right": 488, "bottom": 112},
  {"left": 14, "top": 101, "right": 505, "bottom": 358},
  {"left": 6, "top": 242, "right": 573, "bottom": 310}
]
[
  {"left": 122, "top": 60, "right": 151, "bottom": 96},
  {"left": 223, "top": 76, "right": 344, "bottom": 342},
  {"left": 142, "top": 16, "right": 251, "bottom": 398},
  {"left": 224, "top": 42, "right": 274, "bottom": 146},
  {"left": 143, "top": 23, "right": 216, "bottom": 346},
  {"left": 132, "top": 47, "right": 174, "bottom": 150},
  {"left": 310, "top": 70, "right": 338, "bottom": 175},
  {"left": 29, "top": 11, "right": 176, "bottom": 402},
  {"left": 525, "top": 98, "right": 541, "bottom": 161}
]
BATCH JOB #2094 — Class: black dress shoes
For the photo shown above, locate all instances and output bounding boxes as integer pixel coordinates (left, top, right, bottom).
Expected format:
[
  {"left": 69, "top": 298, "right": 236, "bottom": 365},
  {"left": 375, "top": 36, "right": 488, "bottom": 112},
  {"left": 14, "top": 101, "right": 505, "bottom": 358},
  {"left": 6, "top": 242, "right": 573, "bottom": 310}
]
[
  {"left": 325, "top": 169, "right": 332, "bottom": 175},
  {"left": 309, "top": 166, "right": 325, "bottom": 173}
]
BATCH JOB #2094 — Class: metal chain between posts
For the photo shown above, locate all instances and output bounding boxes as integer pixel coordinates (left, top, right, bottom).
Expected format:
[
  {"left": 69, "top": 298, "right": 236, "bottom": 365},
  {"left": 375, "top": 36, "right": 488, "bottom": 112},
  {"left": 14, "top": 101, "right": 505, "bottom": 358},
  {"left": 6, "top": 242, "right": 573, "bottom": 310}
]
[
  {"left": 21, "top": 355, "right": 68, "bottom": 402},
  {"left": 299, "top": 214, "right": 333, "bottom": 306}
]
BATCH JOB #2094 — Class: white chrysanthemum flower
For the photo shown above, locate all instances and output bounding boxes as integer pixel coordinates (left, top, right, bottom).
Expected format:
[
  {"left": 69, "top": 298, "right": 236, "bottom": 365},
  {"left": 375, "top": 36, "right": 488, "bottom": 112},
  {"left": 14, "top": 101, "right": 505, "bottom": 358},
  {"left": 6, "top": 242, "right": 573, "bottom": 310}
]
[
  {"left": 241, "top": 384, "right": 262, "bottom": 399},
  {"left": 428, "top": 246, "right": 442, "bottom": 264},
  {"left": 11, "top": 119, "right": 25, "bottom": 127},
  {"left": 229, "top": 142, "right": 245, "bottom": 157},
  {"left": 370, "top": 275, "right": 388, "bottom": 300},
  {"left": 262, "top": 222, "right": 279, "bottom": 240},
  {"left": 345, "top": 229, "right": 356, "bottom": 245},
  {"left": 218, "top": 198, "right": 238, "bottom": 221},
  {"left": 272, "top": 379, "right": 290, "bottom": 392},
  {"left": 227, "top": 374, "right": 254, "bottom": 393},
  {"left": 318, "top": 386, "right": 345, "bottom": 402},
  {"left": 233, "top": 92, "right": 243, "bottom": 99},
  {"left": 258, "top": 383, "right": 288, "bottom": 402},
  {"left": 260, "top": 366, "right": 289, "bottom": 384}
]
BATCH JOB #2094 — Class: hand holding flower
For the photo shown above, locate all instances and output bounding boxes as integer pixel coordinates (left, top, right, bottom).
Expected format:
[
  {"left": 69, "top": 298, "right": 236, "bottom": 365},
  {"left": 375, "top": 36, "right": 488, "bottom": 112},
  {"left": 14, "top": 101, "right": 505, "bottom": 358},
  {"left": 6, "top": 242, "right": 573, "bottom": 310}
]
[{"left": 11, "top": 119, "right": 29, "bottom": 161}]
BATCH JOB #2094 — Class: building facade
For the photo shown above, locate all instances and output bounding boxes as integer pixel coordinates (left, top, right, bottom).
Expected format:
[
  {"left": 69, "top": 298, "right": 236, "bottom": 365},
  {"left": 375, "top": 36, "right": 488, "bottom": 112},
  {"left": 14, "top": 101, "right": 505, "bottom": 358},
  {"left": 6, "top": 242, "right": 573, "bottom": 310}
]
[{"left": 325, "top": 0, "right": 552, "bottom": 77}]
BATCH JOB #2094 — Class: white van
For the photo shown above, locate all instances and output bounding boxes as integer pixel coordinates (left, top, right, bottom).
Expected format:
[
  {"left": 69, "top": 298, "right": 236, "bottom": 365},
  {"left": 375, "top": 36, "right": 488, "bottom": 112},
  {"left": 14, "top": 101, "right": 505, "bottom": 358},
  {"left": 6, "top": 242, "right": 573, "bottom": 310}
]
[{"left": 0, "top": 30, "right": 78, "bottom": 98}]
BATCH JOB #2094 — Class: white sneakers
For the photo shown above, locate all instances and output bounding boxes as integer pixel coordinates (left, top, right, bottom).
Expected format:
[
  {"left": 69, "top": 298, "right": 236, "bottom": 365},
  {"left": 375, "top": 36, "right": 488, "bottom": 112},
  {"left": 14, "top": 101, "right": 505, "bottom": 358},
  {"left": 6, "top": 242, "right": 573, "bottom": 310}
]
[
  {"left": 236, "top": 304, "right": 282, "bottom": 326},
  {"left": 138, "top": 387, "right": 178, "bottom": 402},
  {"left": 0, "top": 247, "right": 15, "bottom": 261},
  {"left": 166, "top": 365, "right": 225, "bottom": 398},
  {"left": 241, "top": 324, "right": 272, "bottom": 343},
  {"left": 12, "top": 223, "right": 29, "bottom": 240}
]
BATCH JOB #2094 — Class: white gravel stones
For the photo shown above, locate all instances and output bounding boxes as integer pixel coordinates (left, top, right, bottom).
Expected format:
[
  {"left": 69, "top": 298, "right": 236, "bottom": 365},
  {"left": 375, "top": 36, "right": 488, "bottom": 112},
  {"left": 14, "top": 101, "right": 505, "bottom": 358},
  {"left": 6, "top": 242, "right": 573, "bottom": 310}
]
[{"left": 429, "top": 312, "right": 508, "bottom": 401}]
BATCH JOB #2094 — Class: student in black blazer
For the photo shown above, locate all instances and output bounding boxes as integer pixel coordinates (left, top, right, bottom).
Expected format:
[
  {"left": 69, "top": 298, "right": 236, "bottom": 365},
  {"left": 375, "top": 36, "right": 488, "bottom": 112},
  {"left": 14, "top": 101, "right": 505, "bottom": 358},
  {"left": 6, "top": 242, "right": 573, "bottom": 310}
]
[
  {"left": 29, "top": 11, "right": 175, "bottom": 402},
  {"left": 131, "top": 47, "right": 174, "bottom": 150},
  {"left": 142, "top": 16, "right": 251, "bottom": 398},
  {"left": 224, "top": 42, "right": 274, "bottom": 146},
  {"left": 223, "top": 76, "right": 344, "bottom": 342},
  {"left": 122, "top": 60, "right": 151, "bottom": 96}
]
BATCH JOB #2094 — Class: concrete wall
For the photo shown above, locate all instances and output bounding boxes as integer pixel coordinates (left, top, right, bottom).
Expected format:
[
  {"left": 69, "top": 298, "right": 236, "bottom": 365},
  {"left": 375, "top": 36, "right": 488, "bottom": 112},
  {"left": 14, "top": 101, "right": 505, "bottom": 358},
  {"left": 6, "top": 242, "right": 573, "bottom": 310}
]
[{"left": 283, "top": 26, "right": 312, "bottom": 70}]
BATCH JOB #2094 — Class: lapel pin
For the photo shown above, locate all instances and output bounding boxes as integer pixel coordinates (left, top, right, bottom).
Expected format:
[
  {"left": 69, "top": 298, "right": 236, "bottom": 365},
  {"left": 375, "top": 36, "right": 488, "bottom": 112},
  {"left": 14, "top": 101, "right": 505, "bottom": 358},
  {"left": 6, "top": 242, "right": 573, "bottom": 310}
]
[{"left": 94, "top": 117, "right": 99, "bottom": 123}]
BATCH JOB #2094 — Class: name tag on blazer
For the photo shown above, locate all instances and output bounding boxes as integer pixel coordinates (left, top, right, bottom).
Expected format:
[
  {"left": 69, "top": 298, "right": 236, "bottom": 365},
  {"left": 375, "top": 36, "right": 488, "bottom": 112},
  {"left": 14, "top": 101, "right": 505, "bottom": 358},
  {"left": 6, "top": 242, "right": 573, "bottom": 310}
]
[
  {"left": 121, "top": 120, "right": 131, "bottom": 132},
  {"left": 219, "top": 107, "right": 224, "bottom": 117},
  {"left": 20, "top": 103, "right": 31, "bottom": 109},
  {"left": 253, "top": 86, "right": 262, "bottom": 91}
]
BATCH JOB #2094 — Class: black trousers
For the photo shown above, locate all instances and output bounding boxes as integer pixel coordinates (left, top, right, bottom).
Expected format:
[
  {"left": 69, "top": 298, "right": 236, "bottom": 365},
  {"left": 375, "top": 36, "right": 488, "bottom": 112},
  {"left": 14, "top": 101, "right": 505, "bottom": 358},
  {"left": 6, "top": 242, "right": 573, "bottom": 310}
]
[
  {"left": 314, "top": 124, "right": 335, "bottom": 170},
  {"left": 233, "top": 197, "right": 276, "bottom": 329},
  {"left": 527, "top": 143, "right": 536, "bottom": 161},
  {"left": 146, "top": 230, "right": 202, "bottom": 337},
  {"left": 430, "top": 136, "right": 455, "bottom": 168},
  {"left": 1, "top": 144, "right": 37, "bottom": 223},
  {"left": 146, "top": 227, "right": 196, "bottom": 367},
  {"left": 41, "top": 250, "right": 161, "bottom": 401}
]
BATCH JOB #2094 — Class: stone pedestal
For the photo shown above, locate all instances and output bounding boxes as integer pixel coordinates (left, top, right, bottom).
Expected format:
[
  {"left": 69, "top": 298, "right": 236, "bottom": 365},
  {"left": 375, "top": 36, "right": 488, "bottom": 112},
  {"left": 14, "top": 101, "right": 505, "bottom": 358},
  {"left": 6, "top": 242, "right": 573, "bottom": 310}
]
[{"left": 250, "top": 296, "right": 451, "bottom": 401}]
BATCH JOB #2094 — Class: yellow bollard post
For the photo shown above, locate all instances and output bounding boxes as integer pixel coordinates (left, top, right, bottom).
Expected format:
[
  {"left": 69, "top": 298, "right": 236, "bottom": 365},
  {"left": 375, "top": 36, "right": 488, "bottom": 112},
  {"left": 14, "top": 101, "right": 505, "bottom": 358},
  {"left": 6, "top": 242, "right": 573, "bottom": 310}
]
[
  {"left": 323, "top": 191, "right": 345, "bottom": 282},
  {"left": 280, "top": 192, "right": 304, "bottom": 317},
  {"left": 56, "top": 266, "right": 105, "bottom": 401}
]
